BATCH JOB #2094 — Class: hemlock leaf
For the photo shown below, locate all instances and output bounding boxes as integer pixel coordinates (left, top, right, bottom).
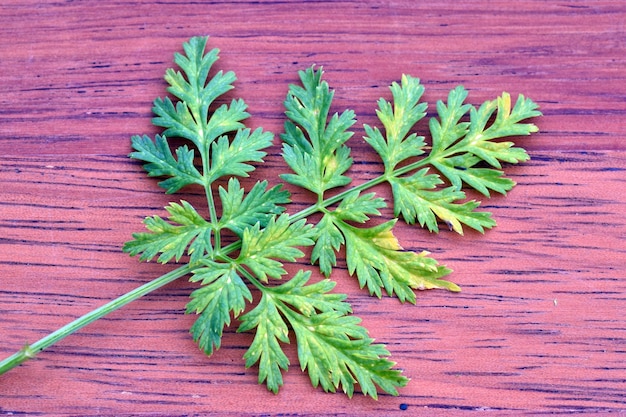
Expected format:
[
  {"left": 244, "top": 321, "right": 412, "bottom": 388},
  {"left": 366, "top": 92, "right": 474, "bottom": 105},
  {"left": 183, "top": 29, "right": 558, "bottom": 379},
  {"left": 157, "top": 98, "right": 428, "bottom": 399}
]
[
  {"left": 207, "top": 127, "right": 274, "bottom": 182},
  {"left": 166, "top": 36, "right": 231, "bottom": 110},
  {"left": 116, "top": 37, "right": 541, "bottom": 400},
  {"left": 364, "top": 75, "right": 428, "bottom": 172},
  {"left": 237, "top": 288, "right": 290, "bottom": 393},
  {"left": 280, "top": 66, "right": 356, "bottom": 196},
  {"left": 151, "top": 97, "right": 200, "bottom": 146},
  {"left": 148, "top": 36, "right": 260, "bottom": 187},
  {"left": 123, "top": 200, "right": 213, "bottom": 264},
  {"left": 388, "top": 168, "right": 495, "bottom": 234},
  {"left": 432, "top": 155, "right": 516, "bottom": 196},
  {"left": 201, "top": 98, "right": 250, "bottom": 151},
  {"left": 157, "top": 36, "right": 241, "bottom": 149},
  {"left": 237, "top": 214, "right": 315, "bottom": 281},
  {"left": 237, "top": 270, "right": 350, "bottom": 394},
  {"left": 218, "top": 178, "right": 290, "bottom": 236},
  {"left": 153, "top": 83, "right": 248, "bottom": 155},
  {"left": 266, "top": 270, "right": 351, "bottom": 317},
  {"left": 333, "top": 190, "right": 386, "bottom": 223},
  {"left": 339, "top": 219, "right": 458, "bottom": 303},
  {"left": 429, "top": 85, "right": 472, "bottom": 153},
  {"left": 311, "top": 191, "right": 386, "bottom": 277},
  {"left": 187, "top": 263, "right": 252, "bottom": 355},
  {"left": 311, "top": 214, "right": 344, "bottom": 277},
  {"left": 363, "top": 77, "right": 540, "bottom": 234},
  {"left": 130, "top": 134, "right": 203, "bottom": 193},
  {"left": 427, "top": 88, "right": 538, "bottom": 179},
  {"left": 238, "top": 270, "right": 407, "bottom": 399},
  {"left": 284, "top": 306, "right": 407, "bottom": 399}
]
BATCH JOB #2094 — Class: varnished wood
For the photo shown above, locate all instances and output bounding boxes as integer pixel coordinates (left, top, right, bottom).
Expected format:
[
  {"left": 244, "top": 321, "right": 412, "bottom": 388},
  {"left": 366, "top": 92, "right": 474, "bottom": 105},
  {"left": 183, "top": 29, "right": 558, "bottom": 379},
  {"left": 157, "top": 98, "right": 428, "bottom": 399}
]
[{"left": 1, "top": 1, "right": 624, "bottom": 415}]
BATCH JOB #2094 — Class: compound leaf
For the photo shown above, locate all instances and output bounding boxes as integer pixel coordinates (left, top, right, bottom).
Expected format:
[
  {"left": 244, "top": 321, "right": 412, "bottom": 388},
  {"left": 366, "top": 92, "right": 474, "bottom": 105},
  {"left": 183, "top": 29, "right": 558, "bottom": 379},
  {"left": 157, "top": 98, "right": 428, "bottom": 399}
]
[
  {"left": 130, "top": 134, "right": 203, "bottom": 193},
  {"left": 218, "top": 178, "right": 290, "bottom": 236},
  {"left": 208, "top": 127, "right": 275, "bottom": 182},
  {"left": 238, "top": 214, "right": 315, "bottom": 281},
  {"left": 187, "top": 263, "right": 252, "bottom": 355},
  {"left": 339, "top": 219, "right": 457, "bottom": 303},
  {"left": 364, "top": 75, "right": 428, "bottom": 172},
  {"left": 428, "top": 88, "right": 540, "bottom": 192},
  {"left": 123, "top": 200, "right": 213, "bottom": 264},
  {"left": 120, "top": 38, "right": 542, "bottom": 400},
  {"left": 280, "top": 66, "right": 356, "bottom": 196},
  {"left": 388, "top": 169, "right": 495, "bottom": 234}
]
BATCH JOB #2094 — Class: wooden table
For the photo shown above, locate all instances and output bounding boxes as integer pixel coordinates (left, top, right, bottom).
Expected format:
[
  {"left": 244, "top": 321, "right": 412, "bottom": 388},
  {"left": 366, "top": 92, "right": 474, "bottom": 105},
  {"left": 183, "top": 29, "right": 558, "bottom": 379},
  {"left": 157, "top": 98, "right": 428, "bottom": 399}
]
[{"left": 1, "top": 1, "right": 624, "bottom": 415}]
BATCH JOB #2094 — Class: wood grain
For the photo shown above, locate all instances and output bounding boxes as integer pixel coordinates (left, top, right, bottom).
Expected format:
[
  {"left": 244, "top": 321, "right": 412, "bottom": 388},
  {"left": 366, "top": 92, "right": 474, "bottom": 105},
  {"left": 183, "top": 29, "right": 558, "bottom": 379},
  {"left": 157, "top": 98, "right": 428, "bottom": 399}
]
[{"left": 1, "top": 0, "right": 625, "bottom": 415}]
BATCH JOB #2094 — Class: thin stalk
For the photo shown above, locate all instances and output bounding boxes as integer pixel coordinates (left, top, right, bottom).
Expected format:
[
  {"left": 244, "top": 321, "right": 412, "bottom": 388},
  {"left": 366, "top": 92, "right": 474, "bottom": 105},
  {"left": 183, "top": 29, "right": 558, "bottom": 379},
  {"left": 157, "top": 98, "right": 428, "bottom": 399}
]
[
  {"left": 289, "top": 174, "right": 388, "bottom": 223},
  {"left": 236, "top": 265, "right": 266, "bottom": 293},
  {"left": 0, "top": 264, "right": 194, "bottom": 375},
  {"left": 391, "top": 154, "right": 435, "bottom": 178},
  {"left": 289, "top": 155, "right": 435, "bottom": 224},
  {"left": 206, "top": 182, "right": 221, "bottom": 250}
]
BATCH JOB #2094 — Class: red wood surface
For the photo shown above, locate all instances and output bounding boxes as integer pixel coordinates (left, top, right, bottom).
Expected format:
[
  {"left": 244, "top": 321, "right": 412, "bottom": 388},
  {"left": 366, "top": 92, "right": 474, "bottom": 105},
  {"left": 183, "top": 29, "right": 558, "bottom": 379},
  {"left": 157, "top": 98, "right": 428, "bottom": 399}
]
[{"left": 1, "top": 1, "right": 625, "bottom": 415}]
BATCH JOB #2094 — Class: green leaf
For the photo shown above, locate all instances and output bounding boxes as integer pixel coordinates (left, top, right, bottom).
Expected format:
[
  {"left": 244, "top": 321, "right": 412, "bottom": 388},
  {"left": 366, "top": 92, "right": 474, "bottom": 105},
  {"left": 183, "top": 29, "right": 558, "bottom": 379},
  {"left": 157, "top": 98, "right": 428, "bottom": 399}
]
[
  {"left": 338, "top": 219, "right": 457, "bottom": 303},
  {"left": 187, "top": 263, "right": 252, "bottom": 355},
  {"left": 202, "top": 98, "right": 250, "bottom": 152},
  {"left": 283, "top": 306, "right": 408, "bottom": 399},
  {"left": 161, "top": 37, "right": 239, "bottom": 140},
  {"left": 311, "top": 214, "right": 344, "bottom": 277},
  {"left": 427, "top": 88, "right": 540, "bottom": 194},
  {"left": 364, "top": 81, "right": 540, "bottom": 235},
  {"left": 311, "top": 191, "right": 386, "bottom": 277},
  {"left": 153, "top": 96, "right": 249, "bottom": 158},
  {"left": 151, "top": 98, "right": 201, "bottom": 146},
  {"left": 484, "top": 92, "right": 542, "bottom": 140},
  {"left": 364, "top": 74, "right": 428, "bottom": 172},
  {"left": 237, "top": 271, "right": 350, "bottom": 394},
  {"left": 151, "top": 36, "right": 250, "bottom": 167},
  {"left": 429, "top": 85, "right": 472, "bottom": 154},
  {"left": 130, "top": 134, "right": 204, "bottom": 193},
  {"left": 123, "top": 200, "right": 213, "bottom": 264},
  {"left": 238, "top": 214, "right": 315, "bottom": 281},
  {"left": 280, "top": 66, "right": 356, "bottom": 196},
  {"left": 218, "top": 178, "right": 290, "bottom": 236},
  {"left": 237, "top": 289, "right": 290, "bottom": 393},
  {"left": 333, "top": 190, "right": 386, "bottom": 223},
  {"left": 207, "top": 127, "right": 274, "bottom": 182},
  {"left": 266, "top": 270, "right": 351, "bottom": 317},
  {"left": 239, "top": 270, "right": 406, "bottom": 399},
  {"left": 123, "top": 40, "right": 542, "bottom": 400},
  {"left": 389, "top": 169, "right": 495, "bottom": 234},
  {"left": 433, "top": 155, "right": 516, "bottom": 196},
  {"left": 454, "top": 93, "right": 532, "bottom": 168}
]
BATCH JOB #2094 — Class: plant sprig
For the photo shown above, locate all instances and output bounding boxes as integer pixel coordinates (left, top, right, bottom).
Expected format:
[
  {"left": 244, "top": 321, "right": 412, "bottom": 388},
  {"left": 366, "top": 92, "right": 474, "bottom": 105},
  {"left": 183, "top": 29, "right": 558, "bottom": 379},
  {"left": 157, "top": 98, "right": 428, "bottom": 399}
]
[{"left": 0, "top": 36, "right": 541, "bottom": 399}]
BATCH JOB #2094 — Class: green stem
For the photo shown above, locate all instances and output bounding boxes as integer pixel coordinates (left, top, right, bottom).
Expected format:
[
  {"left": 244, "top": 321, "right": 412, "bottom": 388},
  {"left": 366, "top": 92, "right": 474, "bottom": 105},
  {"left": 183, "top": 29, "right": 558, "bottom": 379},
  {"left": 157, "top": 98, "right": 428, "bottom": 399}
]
[
  {"left": 236, "top": 265, "right": 266, "bottom": 293},
  {"left": 289, "top": 156, "right": 435, "bottom": 224},
  {"left": 0, "top": 263, "right": 195, "bottom": 375},
  {"left": 206, "top": 182, "right": 221, "bottom": 250},
  {"left": 289, "top": 175, "right": 386, "bottom": 223},
  {"left": 392, "top": 154, "right": 434, "bottom": 178}
]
